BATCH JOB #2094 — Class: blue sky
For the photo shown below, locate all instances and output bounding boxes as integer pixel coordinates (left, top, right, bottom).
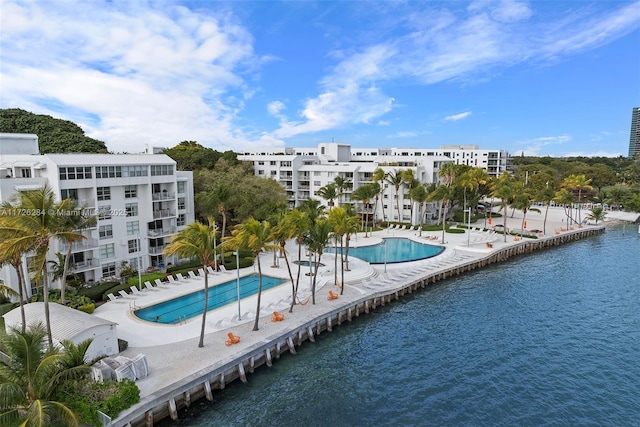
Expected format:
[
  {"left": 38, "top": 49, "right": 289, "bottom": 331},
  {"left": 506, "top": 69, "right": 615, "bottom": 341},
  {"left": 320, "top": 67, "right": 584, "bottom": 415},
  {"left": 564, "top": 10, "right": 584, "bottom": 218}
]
[{"left": 1, "top": 0, "right": 639, "bottom": 157}]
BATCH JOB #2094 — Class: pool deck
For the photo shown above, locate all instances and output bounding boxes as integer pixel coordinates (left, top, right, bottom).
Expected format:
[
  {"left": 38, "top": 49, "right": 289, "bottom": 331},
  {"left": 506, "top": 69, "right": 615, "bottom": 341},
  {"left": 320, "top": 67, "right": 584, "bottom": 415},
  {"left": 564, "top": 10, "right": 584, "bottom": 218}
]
[{"left": 94, "top": 206, "right": 610, "bottom": 425}]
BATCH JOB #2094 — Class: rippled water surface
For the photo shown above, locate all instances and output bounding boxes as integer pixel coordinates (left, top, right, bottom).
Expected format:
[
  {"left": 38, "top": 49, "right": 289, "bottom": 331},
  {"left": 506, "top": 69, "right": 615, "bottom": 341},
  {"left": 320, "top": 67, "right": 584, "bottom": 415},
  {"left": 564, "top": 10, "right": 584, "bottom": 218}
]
[{"left": 161, "top": 226, "right": 640, "bottom": 426}]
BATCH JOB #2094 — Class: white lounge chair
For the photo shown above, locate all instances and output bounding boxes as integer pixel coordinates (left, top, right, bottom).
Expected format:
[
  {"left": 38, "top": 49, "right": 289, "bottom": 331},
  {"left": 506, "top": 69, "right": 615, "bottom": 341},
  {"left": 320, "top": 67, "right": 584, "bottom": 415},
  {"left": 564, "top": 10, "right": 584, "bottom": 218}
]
[
  {"left": 198, "top": 268, "right": 206, "bottom": 277},
  {"left": 207, "top": 266, "right": 216, "bottom": 274},
  {"left": 219, "top": 265, "right": 230, "bottom": 273},
  {"left": 188, "top": 271, "right": 198, "bottom": 280},
  {"left": 176, "top": 273, "right": 187, "bottom": 281},
  {"left": 130, "top": 286, "right": 145, "bottom": 296},
  {"left": 167, "top": 275, "right": 179, "bottom": 285},
  {"left": 118, "top": 290, "right": 131, "bottom": 299},
  {"left": 107, "top": 293, "right": 118, "bottom": 302},
  {"left": 144, "top": 281, "right": 157, "bottom": 291},
  {"left": 154, "top": 278, "right": 167, "bottom": 288}
]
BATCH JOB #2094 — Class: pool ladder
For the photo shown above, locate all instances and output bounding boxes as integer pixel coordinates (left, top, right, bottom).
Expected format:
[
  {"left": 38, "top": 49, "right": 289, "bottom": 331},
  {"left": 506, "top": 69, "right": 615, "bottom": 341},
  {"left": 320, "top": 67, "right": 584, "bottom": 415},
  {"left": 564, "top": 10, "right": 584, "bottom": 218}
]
[{"left": 175, "top": 315, "right": 187, "bottom": 325}]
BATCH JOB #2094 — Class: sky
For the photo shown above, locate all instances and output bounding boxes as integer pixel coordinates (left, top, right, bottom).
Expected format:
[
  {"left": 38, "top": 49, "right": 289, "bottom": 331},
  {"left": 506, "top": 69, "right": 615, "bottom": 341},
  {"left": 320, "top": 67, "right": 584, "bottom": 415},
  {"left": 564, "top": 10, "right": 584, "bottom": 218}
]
[{"left": 1, "top": 0, "right": 640, "bottom": 157}]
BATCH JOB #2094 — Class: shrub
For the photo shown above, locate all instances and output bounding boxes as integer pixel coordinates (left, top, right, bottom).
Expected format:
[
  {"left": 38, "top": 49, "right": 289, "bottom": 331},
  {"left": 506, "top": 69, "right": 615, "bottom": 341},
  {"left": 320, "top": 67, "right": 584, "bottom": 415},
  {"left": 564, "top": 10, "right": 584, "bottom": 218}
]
[
  {"left": 79, "top": 281, "right": 121, "bottom": 302},
  {"left": 58, "top": 378, "right": 140, "bottom": 427},
  {"left": 127, "top": 272, "right": 165, "bottom": 286},
  {"left": 77, "top": 303, "right": 95, "bottom": 314}
]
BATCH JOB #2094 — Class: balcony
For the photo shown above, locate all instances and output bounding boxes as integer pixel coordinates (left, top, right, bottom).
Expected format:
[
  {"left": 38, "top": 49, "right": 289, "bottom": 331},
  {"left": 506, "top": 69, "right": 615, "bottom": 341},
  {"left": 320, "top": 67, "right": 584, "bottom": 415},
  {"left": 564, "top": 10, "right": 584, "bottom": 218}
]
[
  {"left": 153, "top": 209, "right": 175, "bottom": 219},
  {"left": 75, "top": 198, "right": 95, "bottom": 208},
  {"left": 152, "top": 192, "right": 175, "bottom": 200},
  {"left": 58, "top": 238, "right": 98, "bottom": 253},
  {"left": 147, "top": 227, "right": 176, "bottom": 238},
  {"left": 148, "top": 245, "right": 167, "bottom": 254},
  {"left": 72, "top": 259, "right": 99, "bottom": 272}
]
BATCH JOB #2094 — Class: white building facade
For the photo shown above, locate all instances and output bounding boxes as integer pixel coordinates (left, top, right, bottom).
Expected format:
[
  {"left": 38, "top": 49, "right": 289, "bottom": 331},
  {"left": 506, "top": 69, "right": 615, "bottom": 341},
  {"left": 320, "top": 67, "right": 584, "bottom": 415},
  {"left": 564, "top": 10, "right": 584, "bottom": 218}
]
[
  {"left": 239, "top": 142, "right": 510, "bottom": 224},
  {"left": 0, "top": 133, "right": 195, "bottom": 297}
]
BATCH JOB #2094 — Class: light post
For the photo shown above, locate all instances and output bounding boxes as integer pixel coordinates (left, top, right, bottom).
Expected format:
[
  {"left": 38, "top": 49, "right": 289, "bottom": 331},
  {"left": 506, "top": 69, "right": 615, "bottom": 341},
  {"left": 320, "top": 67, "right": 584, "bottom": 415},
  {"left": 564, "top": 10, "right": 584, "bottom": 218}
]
[
  {"left": 466, "top": 208, "right": 472, "bottom": 247},
  {"left": 233, "top": 250, "right": 241, "bottom": 320},
  {"left": 137, "top": 233, "right": 142, "bottom": 290},
  {"left": 213, "top": 224, "right": 218, "bottom": 272},
  {"left": 308, "top": 250, "right": 313, "bottom": 289},
  {"left": 383, "top": 239, "right": 387, "bottom": 273}
]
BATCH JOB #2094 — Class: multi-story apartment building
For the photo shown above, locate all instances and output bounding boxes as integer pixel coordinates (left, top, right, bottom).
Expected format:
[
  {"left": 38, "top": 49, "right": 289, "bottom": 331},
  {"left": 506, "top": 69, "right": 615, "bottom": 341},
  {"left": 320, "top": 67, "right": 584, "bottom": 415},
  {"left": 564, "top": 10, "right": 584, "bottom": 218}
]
[
  {"left": 629, "top": 107, "right": 640, "bottom": 159},
  {"left": 0, "top": 133, "right": 195, "bottom": 297},
  {"left": 239, "top": 142, "right": 510, "bottom": 224}
]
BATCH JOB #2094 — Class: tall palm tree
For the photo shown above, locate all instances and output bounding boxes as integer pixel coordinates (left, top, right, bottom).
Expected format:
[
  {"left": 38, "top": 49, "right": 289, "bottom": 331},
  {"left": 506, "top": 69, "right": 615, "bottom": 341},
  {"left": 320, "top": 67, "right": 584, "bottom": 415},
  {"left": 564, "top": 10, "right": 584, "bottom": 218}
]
[
  {"left": 372, "top": 168, "right": 388, "bottom": 223},
  {"left": 409, "top": 184, "right": 429, "bottom": 236},
  {"left": 225, "top": 218, "right": 278, "bottom": 331},
  {"left": 283, "top": 209, "right": 311, "bottom": 312},
  {"left": 0, "top": 323, "right": 86, "bottom": 427},
  {"left": 554, "top": 189, "right": 575, "bottom": 227},
  {"left": 351, "top": 183, "right": 377, "bottom": 237},
  {"left": 316, "top": 183, "right": 338, "bottom": 210},
  {"left": 437, "top": 162, "right": 457, "bottom": 224},
  {"left": 0, "top": 221, "right": 28, "bottom": 332},
  {"left": 491, "top": 172, "right": 514, "bottom": 242},
  {"left": 298, "top": 198, "right": 325, "bottom": 225},
  {"left": 333, "top": 176, "right": 352, "bottom": 206},
  {"left": 163, "top": 217, "right": 218, "bottom": 348},
  {"left": 430, "top": 185, "right": 453, "bottom": 244},
  {"left": 402, "top": 169, "right": 418, "bottom": 224},
  {"left": 0, "top": 185, "right": 86, "bottom": 347},
  {"left": 340, "top": 203, "right": 359, "bottom": 272},
  {"left": 385, "top": 170, "right": 405, "bottom": 223},
  {"left": 563, "top": 174, "right": 593, "bottom": 224},
  {"left": 328, "top": 207, "right": 358, "bottom": 295},
  {"left": 305, "top": 219, "right": 332, "bottom": 304},
  {"left": 586, "top": 207, "right": 607, "bottom": 224},
  {"left": 271, "top": 216, "right": 297, "bottom": 309}
]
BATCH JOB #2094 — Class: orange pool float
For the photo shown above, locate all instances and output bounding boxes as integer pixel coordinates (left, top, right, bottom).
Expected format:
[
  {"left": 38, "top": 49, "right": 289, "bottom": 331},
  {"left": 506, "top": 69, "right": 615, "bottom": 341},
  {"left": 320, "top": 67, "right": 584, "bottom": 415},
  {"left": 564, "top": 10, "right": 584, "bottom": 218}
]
[
  {"left": 328, "top": 290, "right": 339, "bottom": 300},
  {"left": 271, "top": 311, "right": 285, "bottom": 322},
  {"left": 225, "top": 332, "right": 241, "bottom": 346}
]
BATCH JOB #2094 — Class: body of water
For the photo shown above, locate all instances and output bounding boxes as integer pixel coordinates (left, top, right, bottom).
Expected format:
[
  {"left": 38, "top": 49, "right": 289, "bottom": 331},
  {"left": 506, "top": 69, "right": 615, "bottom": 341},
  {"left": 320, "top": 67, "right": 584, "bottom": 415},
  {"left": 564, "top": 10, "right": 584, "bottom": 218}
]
[
  {"left": 161, "top": 226, "right": 640, "bottom": 426},
  {"left": 333, "top": 237, "right": 444, "bottom": 264}
]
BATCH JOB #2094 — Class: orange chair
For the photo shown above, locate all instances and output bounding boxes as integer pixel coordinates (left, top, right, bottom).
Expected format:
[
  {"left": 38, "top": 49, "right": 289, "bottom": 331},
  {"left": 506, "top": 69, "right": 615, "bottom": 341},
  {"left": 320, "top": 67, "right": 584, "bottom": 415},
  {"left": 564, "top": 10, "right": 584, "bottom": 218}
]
[
  {"left": 328, "top": 290, "right": 339, "bottom": 300},
  {"left": 271, "top": 311, "right": 285, "bottom": 322},
  {"left": 485, "top": 242, "right": 493, "bottom": 248},
  {"left": 225, "top": 332, "right": 241, "bottom": 346}
]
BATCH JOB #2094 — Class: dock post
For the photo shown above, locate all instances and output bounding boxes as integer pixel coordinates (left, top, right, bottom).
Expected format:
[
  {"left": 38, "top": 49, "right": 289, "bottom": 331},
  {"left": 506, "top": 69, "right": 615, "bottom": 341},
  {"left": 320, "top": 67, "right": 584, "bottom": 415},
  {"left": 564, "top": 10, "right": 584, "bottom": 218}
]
[
  {"left": 237, "top": 363, "right": 247, "bottom": 383},
  {"left": 204, "top": 381, "right": 213, "bottom": 401},
  {"left": 168, "top": 398, "right": 178, "bottom": 421},
  {"left": 287, "top": 336, "right": 297, "bottom": 354},
  {"left": 307, "top": 326, "right": 315, "bottom": 342}
]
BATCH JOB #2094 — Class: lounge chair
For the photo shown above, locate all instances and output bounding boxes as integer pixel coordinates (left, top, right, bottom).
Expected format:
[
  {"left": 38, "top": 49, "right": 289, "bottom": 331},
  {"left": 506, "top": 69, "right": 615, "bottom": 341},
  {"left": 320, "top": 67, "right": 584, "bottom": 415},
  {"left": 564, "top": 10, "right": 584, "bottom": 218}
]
[
  {"left": 154, "top": 278, "right": 167, "bottom": 288},
  {"left": 225, "top": 332, "right": 241, "bottom": 346},
  {"left": 219, "top": 265, "right": 230, "bottom": 273},
  {"left": 130, "top": 286, "right": 145, "bottom": 296},
  {"left": 144, "top": 281, "right": 157, "bottom": 291},
  {"left": 207, "top": 266, "right": 216, "bottom": 274},
  {"left": 118, "top": 290, "right": 130, "bottom": 299},
  {"left": 198, "top": 268, "right": 206, "bottom": 277},
  {"left": 176, "top": 273, "right": 187, "bottom": 281},
  {"left": 107, "top": 293, "right": 118, "bottom": 302},
  {"left": 188, "top": 271, "right": 198, "bottom": 280},
  {"left": 167, "top": 275, "right": 179, "bottom": 285}
]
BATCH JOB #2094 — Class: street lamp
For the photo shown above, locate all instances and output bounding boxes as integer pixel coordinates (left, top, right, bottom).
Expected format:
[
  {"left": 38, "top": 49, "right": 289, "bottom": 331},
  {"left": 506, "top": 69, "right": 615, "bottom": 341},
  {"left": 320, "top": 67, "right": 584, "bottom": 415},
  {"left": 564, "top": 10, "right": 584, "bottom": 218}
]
[
  {"left": 213, "top": 224, "right": 218, "bottom": 272},
  {"left": 383, "top": 239, "right": 387, "bottom": 273},
  {"left": 233, "top": 250, "right": 241, "bottom": 321},
  {"left": 137, "top": 233, "right": 142, "bottom": 290},
  {"left": 466, "top": 208, "right": 472, "bottom": 247}
]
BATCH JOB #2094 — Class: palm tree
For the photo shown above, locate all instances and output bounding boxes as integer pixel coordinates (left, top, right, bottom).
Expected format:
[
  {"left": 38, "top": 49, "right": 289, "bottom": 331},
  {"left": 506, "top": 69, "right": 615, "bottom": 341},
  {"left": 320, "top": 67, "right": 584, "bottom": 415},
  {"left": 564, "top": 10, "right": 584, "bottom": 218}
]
[
  {"left": 351, "top": 183, "right": 377, "bottom": 237},
  {"left": 213, "top": 182, "right": 232, "bottom": 264},
  {"left": 409, "top": 184, "right": 429, "bottom": 236},
  {"left": 372, "top": 168, "right": 387, "bottom": 223},
  {"left": 0, "top": 185, "right": 86, "bottom": 347},
  {"left": 333, "top": 176, "right": 352, "bottom": 206},
  {"left": 554, "top": 189, "right": 576, "bottom": 227},
  {"left": 402, "top": 169, "right": 419, "bottom": 225},
  {"left": 385, "top": 170, "right": 405, "bottom": 223},
  {"left": 163, "top": 217, "right": 218, "bottom": 348},
  {"left": 437, "top": 162, "right": 457, "bottom": 225},
  {"left": 316, "top": 183, "right": 338, "bottom": 210},
  {"left": 491, "top": 172, "right": 514, "bottom": 242},
  {"left": 586, "top": 207, "right": 607, "bottom": 224},
  {"left": 283, "top": 209, "right": 311, "bottom": 312},
  {"left": 56, "top": 203, "right": 96, "bottom": 304},
  {"left": 535, "top": 186, "right": 556, "bottom": 235},
  {"left": 327, "top": 207, "right": 358, "bottom": 295},
  {"left": 430, "top": 184, "right": 453, "bottom": 244},
  {"left": 563, "top": 174, "right": 593, "bottom": 224},
  {"left": 0, "top": 220, "right": 28, "bottom": 332},
  {"left": 0, "top": 323, "right": 86, "bottom": 427},
  {"left": 225, "top": 218, "right": 278, "bottom": 331},
  {"left": 271, "top": 216, "right": 297, "bottom": 309},
  {"left": 305, "top": 218, "right": 332, "bottom": 304},
  {"left": 298, "top": 198, "right": 325, "bottom": 225}
]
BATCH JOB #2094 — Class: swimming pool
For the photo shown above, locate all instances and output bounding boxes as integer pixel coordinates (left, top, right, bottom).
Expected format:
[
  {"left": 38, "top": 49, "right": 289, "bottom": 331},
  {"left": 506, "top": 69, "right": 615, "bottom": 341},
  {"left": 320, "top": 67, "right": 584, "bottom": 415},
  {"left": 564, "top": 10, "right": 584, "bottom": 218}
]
[
  {"left": 134, "top": 274, "right": 286, "bottom": 324},
  {"left": 333, "top": 237, "right": 444, "bottom": 264}
]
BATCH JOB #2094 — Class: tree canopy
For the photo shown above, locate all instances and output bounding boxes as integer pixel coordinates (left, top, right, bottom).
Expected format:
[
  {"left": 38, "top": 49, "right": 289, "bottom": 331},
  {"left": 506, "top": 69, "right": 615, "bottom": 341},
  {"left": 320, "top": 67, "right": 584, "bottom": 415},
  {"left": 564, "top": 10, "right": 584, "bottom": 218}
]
[
  {"left": 161, "top": 140, "right": 239, "bottom": 171},
  {"left": 0, "top": 108, "right": 108, "bottom": 153}
]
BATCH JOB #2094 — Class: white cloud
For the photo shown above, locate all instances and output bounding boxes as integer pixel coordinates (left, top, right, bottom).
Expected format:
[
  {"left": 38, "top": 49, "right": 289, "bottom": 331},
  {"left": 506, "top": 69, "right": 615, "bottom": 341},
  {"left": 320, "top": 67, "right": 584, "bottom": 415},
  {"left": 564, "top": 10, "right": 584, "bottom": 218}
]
[
  {"left": 444, "top": 111, "right": 472, "bottom": 121},
  {"left": 562, "top": 150, "right": 624, "bottom": 158},
  {"left": 515, "top": 134, "right": 572, "bottom": 156}
]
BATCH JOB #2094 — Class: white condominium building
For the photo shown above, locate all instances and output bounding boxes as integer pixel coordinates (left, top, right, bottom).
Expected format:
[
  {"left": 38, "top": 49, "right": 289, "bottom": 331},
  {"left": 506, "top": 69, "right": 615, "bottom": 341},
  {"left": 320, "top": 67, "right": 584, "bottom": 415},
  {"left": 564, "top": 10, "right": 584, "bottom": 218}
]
[
  {"left": 0, "top": 133, "right": 195, "bottom": 297},
  {"left": 239, "top": 142, "right": 510, "bottom": 224}
]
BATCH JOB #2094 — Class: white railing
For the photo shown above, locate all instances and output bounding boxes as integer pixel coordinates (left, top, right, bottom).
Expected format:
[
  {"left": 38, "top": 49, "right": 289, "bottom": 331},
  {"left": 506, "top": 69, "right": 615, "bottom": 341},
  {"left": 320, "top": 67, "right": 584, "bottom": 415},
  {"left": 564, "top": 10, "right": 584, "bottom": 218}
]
[{"left": 152, "top": 192, "right": 175, "bottom": 200}]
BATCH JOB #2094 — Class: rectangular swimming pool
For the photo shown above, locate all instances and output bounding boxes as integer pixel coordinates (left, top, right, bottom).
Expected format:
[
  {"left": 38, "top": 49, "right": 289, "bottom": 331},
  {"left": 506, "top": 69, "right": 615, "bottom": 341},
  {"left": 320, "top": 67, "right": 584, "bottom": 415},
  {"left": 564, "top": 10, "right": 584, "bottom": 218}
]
[{"left": 134, "top": 274, "right": 287, "bottom": 324}]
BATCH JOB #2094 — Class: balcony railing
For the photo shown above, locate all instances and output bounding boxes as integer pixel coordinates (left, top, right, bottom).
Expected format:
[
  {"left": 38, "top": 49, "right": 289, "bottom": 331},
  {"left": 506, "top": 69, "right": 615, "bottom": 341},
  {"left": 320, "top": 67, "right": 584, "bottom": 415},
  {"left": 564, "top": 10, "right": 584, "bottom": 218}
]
[
  {"left": 59, "top": 238, "right": 98, "bottom": 253},
  {"left": 152, "top": 192, "right": 175, "bottom": 200},
  {"left": 148, "top": 246, "right": 167, "bottom": 254},
  {"left": 153, "top": 209, "right": 175, "bottom": 219},
  {"left": 72, "top": 259, "right": 99, "bottom": 272},
  {"left": 147, "top": 227, "right": 176, "bottom": 237}
]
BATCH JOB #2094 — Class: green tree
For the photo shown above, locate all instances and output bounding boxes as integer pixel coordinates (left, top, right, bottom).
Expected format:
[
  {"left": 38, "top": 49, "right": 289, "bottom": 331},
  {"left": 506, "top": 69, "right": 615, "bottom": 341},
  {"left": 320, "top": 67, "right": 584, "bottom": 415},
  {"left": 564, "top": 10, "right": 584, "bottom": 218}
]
[
  {"left": 409, "top": 184, "right": 429, "bottom": 236},
  {"left": 316, "top": 183, "right": 338, "bottom": 210},
  {"left": 163, "top": 217, "right": 218, "bottom": 348},
  {"left": 0, "top": 219, "right": 28, "bottom": 332},
  {"left": 328, "top": 207, "right": 358, "bottom": 295},
  {"left": 305, "top": 219, "right": 332, "bottom": 305},
  {"left": 554, "top": 189, "right": 576, "bottom": 227},
  {"left": 402, "top": 169, "right": 419, "bottom": 224},
  {"left": 563, "top": 174, "right": 593, "bottom": 224},
  {"left": 0, "top": 323, "right": 88, "bottom": 427},
  {"left": 385, "top": 170, "right": 405, "bottom": 223},
  {"left": 372, "top": 168, "right": 388, "bottom": 223},
  {"left": 333, "top": 176, "right": 352, "bottom": 206},
  {"left": 225, "top": 218, "right": 278, "bottom": 331},
  {"left": 586, "top": 207, "right": 607, "bottom": 224},
  {"left": 430, "top": 184, "right": 453, "bottom": 243},
  {"left": 351, "top": 183, "right": 378, "bottom": 237},
  {"left": 282, "top": 210, "right": 311, "bottom": 312},
  {"left": 491, "top": 172, "right": 514, "bottom": 242}
]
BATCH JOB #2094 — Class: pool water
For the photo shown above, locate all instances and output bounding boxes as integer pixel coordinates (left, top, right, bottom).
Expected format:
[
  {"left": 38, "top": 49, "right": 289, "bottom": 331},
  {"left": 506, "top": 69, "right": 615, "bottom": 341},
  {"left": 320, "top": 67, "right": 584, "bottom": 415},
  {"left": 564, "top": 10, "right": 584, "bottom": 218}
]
[
  {"left": 134, "top": 274, "right": 286, "bottom": 324},
  {"left": 334, "top": 237, "right": 444, "bottom": 264}
]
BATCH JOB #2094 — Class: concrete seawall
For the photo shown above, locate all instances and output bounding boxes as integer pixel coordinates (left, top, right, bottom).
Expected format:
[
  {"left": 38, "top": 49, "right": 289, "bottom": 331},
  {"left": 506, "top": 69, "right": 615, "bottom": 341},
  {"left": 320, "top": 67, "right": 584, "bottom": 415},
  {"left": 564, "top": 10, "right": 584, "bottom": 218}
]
[{"left": 114, "top": 226, "right": 604, "bottom": 427}]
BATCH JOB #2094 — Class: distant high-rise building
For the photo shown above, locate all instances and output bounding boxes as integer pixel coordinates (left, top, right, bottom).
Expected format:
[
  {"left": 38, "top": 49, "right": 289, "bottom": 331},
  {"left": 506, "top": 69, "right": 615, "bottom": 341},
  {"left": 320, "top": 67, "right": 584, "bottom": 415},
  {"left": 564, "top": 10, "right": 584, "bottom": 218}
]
[{"left": 629, "top": 107, "right": 640, "bottom": 159}]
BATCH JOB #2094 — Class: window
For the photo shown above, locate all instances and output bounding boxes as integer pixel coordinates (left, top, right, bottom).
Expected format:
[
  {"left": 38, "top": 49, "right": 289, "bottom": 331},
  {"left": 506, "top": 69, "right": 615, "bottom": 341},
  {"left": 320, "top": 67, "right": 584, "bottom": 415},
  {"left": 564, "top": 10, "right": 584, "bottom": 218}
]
[
  {"left": 177, "top": 213, "right": 186, "bottom": 227},
  {"left": 258, "top": 170, "right": 264, "bottom": 175},
  {"left": 129, "top": 258, "right": 139, "bottom": 270},
  {"left": 314, "top": 181, "right": 321, "bottom": 186},
  {"left": 100, "top": 243, "right": 115, "bottom": 259},
  {"left": 128, "top": 239, "right": 139, "bottom": 253},
  {"left": 126, "top": 221, "right": 139, "bottom": 236},
  {"left": 95, "top": 166, "right": 122, "bottom": 178},
  {"left": 314, "top": 171, "right": 321, "bottom": 176},
  {"left": 177, "top": 198, "right": 185, "bottom": 210},
  {"left": 99, "top": 225, "right": 113, "bottom": 240},
  {"left": 61, "top": 188, "right": 78, "bottom": 201},
  {"left": 59, "top": 166, "right": 92, "bottom": 180},
  {"left": 98, "top": 205, "right": 111, "bottom": 220},
  {"left": 21, "top": 169, "right": 31, "bottom": 178},
  {"left": 271, "top": 170, "right": 277, "bottom": 176},
  {"left": 177, "top": 181, "right": 185, "bottom": 194},
  {"left": 97, "top": 187, "right": 111, "bottom": 201},
  {"left": 150, "top": 165, "right": 174, "bottom": 176},
  {"left": 102, "top": 262, "right": 116, "bottom": 276},
  {"left": 124, "top": 185, "right": 137, "bottom": 198},
  {"left": 125, "top": 202, "right": 138, "bottom": 217},
  {"left": 270, "top": 161, "right": 276, "bottom": 166},
  {"left": 122, "top": 165, "right": 147, "bottom": 177}
]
